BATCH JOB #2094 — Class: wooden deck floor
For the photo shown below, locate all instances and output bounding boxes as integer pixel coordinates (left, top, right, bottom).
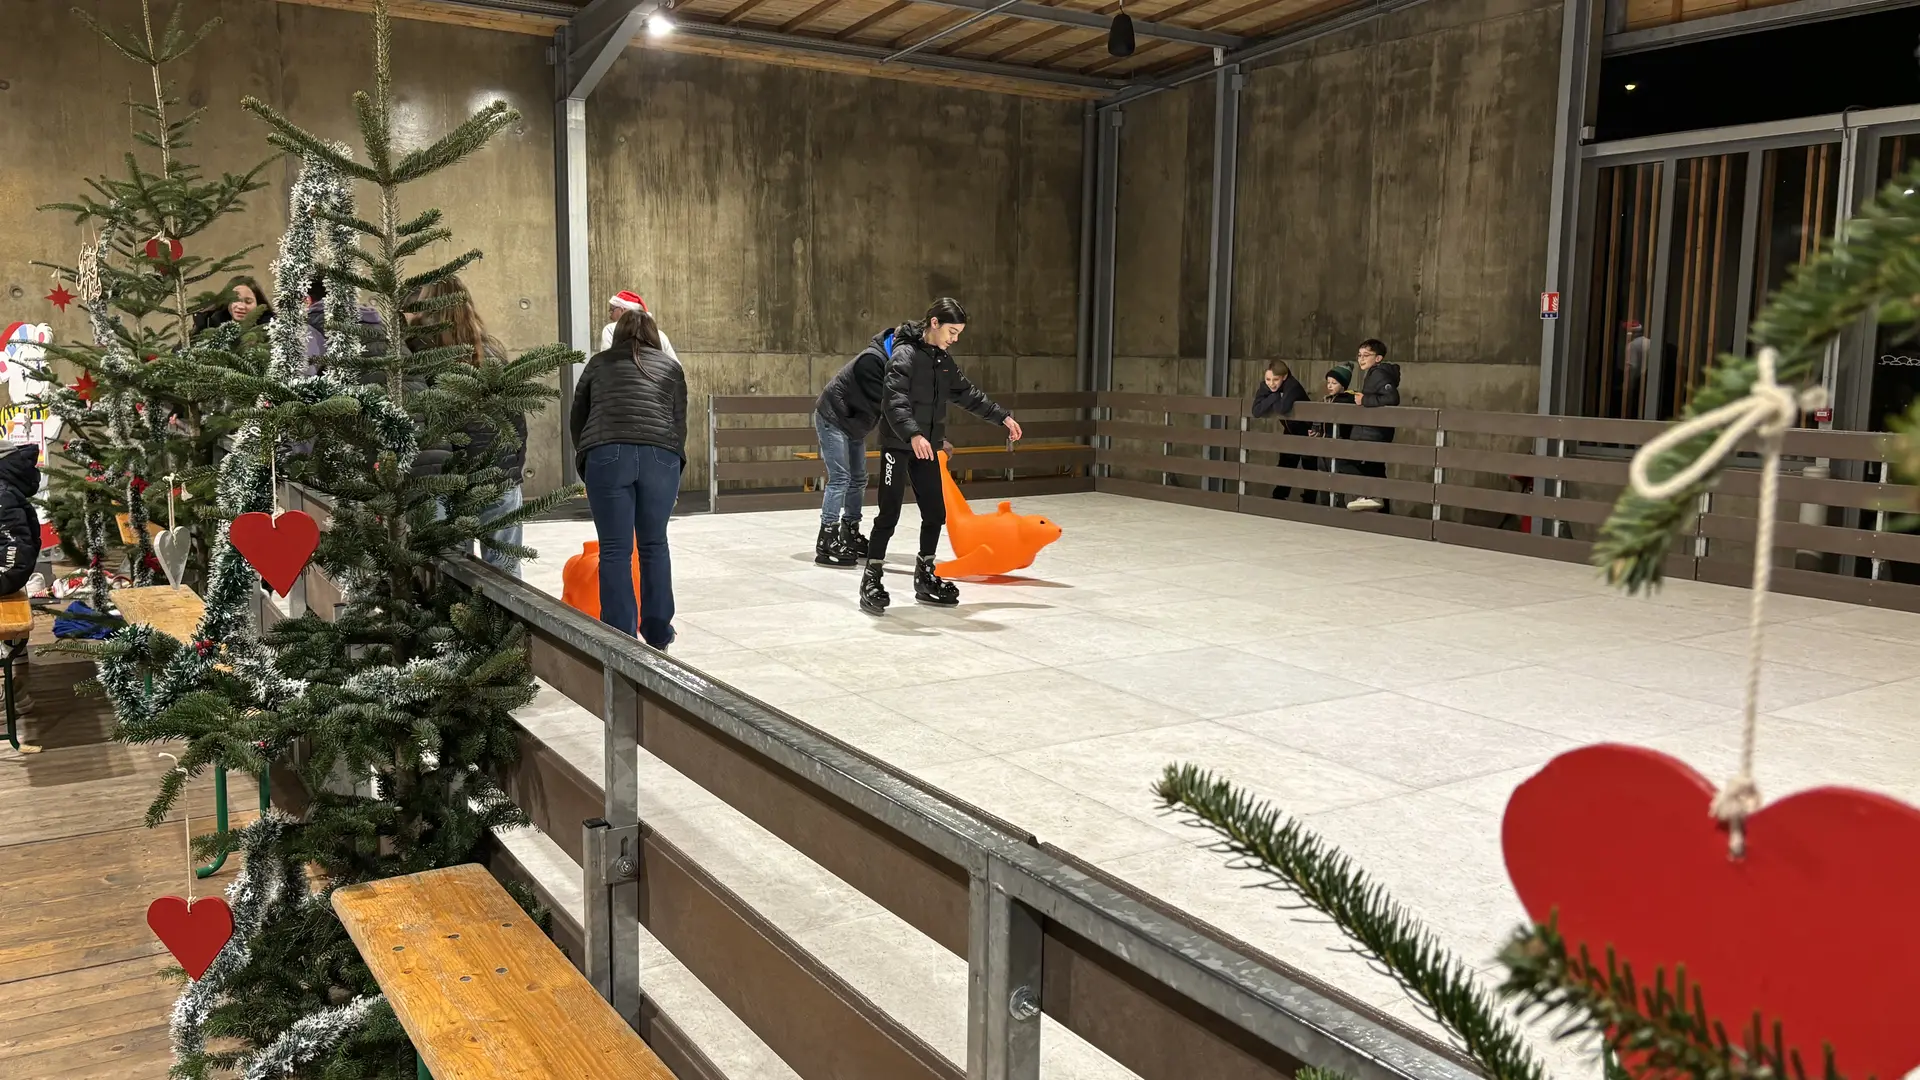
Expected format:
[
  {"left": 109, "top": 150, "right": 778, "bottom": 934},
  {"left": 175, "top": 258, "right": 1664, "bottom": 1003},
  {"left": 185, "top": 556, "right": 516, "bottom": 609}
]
[{"left": 0, "top": 629, "right": 256, "bottom": 1079}]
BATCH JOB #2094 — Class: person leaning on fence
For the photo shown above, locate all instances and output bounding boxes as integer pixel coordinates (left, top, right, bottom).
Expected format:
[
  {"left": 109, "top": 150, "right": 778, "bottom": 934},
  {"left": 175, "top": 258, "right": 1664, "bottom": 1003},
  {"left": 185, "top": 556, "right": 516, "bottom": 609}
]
[
  {"left": 1251, "top": 360, "right": 1314, "bottom": 501},
  {"left": 811, "top": 326, "right": 897, "bottom": 567},
  {"left": 1344, "top": 339, "right": 1401, "bottom": 513},
  {"left": 1314, "top": 364, "right": 1361, "bottom": 508}
]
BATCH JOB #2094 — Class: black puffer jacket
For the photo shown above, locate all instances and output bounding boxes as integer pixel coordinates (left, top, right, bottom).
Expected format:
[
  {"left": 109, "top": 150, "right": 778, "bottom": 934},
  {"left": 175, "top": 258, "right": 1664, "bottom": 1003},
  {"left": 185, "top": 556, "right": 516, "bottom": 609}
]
[
  {"left": 0, "top": 444, "right": 43, "bottom": 595},
  {"left": 878, "top": 323, "right": 1007, "bottom": 452},
  {"left": 570, "top": 342, "right": 688, "bottom": 475},
  {"left": 1350, "top": 361, "right": 1402, "bottom": 443},
  {"left": 815, "top": 328, "right": 894, "bottom": 441}
]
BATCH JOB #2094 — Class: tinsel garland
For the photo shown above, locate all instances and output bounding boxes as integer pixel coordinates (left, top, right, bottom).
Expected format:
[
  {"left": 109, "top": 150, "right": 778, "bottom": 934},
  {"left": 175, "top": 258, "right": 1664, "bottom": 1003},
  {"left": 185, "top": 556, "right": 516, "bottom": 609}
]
[
  {"left": 239, "top": 995, "right": 383, "bottom": 1080},
  {"left": 169, "top": 813, "right": 311, "bottom": 1064}
]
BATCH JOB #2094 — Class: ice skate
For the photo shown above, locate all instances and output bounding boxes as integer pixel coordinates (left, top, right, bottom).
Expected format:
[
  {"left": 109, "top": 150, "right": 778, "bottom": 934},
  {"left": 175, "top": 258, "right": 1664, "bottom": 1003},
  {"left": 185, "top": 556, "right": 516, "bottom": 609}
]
[
  {"left": 914, "top": 555, "right": 959, "bottom": 607},
  {"left": 815, "top": 524, "right": 856, "bottom": 567},
  {"left": 859, "top": 560, "right": 890, "bottom": 615},
  {"left": 839, "top": 519, "right": 869, "bottom": 560}
]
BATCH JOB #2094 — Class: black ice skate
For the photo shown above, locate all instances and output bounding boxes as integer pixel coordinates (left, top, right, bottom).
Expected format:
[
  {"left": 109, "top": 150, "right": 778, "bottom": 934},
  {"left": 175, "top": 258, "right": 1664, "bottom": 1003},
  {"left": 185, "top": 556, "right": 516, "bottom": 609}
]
[
  {"left": 815, "top": 524, "right": 856, "bottom": 567},
  {"left": 839, "top": 519, "right": 869, "bottom": 560},
  {"left": 859, "top": 560, "right": 890, "bottom": 615},
  {"left": 914, "top": 556, "right": 959, "bottom": 607}
]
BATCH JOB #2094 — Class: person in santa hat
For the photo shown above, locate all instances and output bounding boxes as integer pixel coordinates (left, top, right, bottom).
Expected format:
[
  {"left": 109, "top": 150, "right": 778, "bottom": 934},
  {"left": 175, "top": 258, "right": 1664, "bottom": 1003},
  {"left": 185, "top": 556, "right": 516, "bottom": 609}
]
[{"left": 600, "top": 291, "right": 678, "bottom": 361}]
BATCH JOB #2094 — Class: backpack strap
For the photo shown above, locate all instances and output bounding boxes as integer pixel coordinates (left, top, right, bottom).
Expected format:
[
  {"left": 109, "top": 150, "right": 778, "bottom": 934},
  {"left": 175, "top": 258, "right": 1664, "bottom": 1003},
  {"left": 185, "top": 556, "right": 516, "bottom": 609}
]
[{"left": 882, "top": 331, "right": 895, "bottom": 358}]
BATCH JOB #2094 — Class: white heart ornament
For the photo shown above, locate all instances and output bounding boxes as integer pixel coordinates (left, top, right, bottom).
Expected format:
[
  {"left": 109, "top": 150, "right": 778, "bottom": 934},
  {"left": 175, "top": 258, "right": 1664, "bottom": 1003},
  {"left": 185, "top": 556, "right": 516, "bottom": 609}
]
[{"left": 154, "top": 526, "right": 191, "bottom": 587}]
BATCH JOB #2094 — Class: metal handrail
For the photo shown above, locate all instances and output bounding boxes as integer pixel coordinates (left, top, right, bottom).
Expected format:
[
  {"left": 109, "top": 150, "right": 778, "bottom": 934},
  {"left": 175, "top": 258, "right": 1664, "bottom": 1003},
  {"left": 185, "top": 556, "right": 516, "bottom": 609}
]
[{"left": 432, "top": 553, "right": 1479, "bottom": 1080}]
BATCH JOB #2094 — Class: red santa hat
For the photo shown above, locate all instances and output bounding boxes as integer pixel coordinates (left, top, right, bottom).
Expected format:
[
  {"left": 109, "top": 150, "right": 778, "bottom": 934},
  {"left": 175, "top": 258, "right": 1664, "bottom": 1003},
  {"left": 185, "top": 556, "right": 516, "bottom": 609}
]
[{"left": 609, "top": 290, "right": 649, "bottom": 313}]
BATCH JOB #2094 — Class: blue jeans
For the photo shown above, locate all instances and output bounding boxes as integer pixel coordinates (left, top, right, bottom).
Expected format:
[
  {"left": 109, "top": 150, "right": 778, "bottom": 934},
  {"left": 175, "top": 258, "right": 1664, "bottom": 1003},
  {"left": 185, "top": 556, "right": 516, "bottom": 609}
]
[
  {"left": 583, "top": 443, "right": 681, "bottom": 648},
  {"left": 814, "top": 412, "right": 867, "bottom": 527}
]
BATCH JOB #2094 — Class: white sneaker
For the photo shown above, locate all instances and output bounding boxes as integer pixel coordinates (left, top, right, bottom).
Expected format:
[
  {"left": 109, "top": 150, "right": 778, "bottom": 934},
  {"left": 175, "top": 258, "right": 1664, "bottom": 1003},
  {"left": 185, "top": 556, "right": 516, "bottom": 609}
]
[
  {"left": 23, "top": 573, "right": 47, "bottom": 598},
  {"left": 1346, "top": 497, "right": 1383, "bottom": 512}
]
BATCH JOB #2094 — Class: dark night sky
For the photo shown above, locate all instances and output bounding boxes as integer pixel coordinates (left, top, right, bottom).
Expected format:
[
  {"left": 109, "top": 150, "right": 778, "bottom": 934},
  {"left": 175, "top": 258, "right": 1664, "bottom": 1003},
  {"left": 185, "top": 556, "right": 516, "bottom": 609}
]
[{"left": 1597, "top": 5, "right": 1920, "bottom": 141}]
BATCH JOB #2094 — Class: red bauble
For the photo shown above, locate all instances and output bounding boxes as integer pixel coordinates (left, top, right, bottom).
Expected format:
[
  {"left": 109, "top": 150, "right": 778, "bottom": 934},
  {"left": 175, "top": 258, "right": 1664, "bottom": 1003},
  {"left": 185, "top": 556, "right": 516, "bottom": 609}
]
[
  {"left": 229, "top": 510, "right": 320, "bottom": 596},
  {"left": 46, "top": 285, "right": 74, "bottom": 312},
  {"left": 1503, "top": 744, "right": 1920, "bottom": 1080},
  {"left": 145, "top": 895, "right": 233, "bottom": 980},
  {"left": 144, "top": 236, "right": 184, "bottom": 263}
]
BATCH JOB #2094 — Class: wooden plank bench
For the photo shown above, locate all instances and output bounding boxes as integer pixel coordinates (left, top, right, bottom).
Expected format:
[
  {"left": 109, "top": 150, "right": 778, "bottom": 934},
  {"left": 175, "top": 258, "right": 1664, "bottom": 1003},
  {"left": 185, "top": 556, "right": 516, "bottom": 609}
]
[
  {"left": 792, "top": 440, "right": 1085, "bottom": 491},
  {"left": 332, "top": 864, "right": 677, "bottom": 1080},
  {"left": 2, "top": 591, "right": 32, "bottom": 752}
]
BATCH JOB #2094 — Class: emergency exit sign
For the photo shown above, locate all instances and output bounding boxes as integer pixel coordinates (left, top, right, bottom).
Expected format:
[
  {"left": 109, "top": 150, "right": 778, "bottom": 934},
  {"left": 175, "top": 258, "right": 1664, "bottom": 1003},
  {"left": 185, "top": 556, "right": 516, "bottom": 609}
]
[{"left": 1540, "top": 292, "right": 1560, "bottom": 319}]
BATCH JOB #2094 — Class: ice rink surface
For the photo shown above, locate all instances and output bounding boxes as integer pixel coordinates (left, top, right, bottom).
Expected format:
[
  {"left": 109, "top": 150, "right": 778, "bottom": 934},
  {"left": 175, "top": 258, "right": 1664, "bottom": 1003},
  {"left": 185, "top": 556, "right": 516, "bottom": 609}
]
[{"left": 502, "top": 492, "right": 1920, "bottom": 1079}]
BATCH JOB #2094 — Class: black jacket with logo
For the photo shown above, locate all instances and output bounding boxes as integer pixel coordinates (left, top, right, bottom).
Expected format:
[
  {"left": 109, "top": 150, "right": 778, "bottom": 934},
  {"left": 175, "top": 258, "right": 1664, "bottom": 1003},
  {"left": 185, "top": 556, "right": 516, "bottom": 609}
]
[
  {"left": 0, "top": 444, "right": 42, "bottom": 596},
  {"left": 878, "top": 323, "right": 1007, "bottom": 452},
  {"left": 1350, "top": 361, "right": 1402, "bottom": 443},
  {"left": 1252, "top": 374, "right": 1310, "bottom": 436},
  {"left": 815, "top": 328, "right": 894, "bottom": 442}
]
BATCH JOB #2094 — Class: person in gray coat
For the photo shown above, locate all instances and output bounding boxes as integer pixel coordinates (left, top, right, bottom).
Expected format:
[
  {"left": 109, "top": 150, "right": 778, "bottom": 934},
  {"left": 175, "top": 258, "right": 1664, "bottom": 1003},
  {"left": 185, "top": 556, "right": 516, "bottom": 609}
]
[{"left": 570, "top": 308, "right": 688, "bottom": 649}]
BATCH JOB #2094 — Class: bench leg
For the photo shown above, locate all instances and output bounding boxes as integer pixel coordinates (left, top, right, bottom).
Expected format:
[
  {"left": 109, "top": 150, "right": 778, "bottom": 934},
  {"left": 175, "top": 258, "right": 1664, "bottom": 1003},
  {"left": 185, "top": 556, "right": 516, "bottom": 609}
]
[
  {"left": 418, "top": 1053, "right": 432, "bottom": 1080},
  {"left": 196, "top": 767, "right": 232, "bottom": 878},
  {"left": 4, "top": 642, "right": 17, "bottom": 752}
]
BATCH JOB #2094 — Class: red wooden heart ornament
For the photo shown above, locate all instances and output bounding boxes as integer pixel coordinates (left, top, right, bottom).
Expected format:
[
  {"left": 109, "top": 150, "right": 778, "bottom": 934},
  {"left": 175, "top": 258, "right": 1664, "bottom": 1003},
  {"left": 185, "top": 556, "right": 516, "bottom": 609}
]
[
  {"left": 1503, "top": 744, "right": 1920, "bottom": 1080},
  {"left": 146, "top": 895, "right": 233, "bottom": 980},
  {"left": 230, "top": 510, "right": 320, "bottom": 596}
]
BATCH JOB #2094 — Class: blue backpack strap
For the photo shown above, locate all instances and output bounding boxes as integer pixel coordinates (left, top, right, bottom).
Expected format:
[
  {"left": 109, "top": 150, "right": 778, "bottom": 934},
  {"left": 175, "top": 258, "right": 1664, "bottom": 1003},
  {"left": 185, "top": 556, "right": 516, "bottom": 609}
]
[{"left": 882, "top": 330, "right": 895, "bottom": 358}]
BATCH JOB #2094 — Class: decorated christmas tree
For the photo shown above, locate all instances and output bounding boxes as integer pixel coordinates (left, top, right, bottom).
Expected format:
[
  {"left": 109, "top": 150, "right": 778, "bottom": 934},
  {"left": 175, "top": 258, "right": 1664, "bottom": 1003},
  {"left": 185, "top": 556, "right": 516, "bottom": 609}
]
[
  {"left": 108, "top": 1, "right": 577, "bottom": 1074},
  {"left": 35, "top": 0, "right": 275, "bottom": 599}
]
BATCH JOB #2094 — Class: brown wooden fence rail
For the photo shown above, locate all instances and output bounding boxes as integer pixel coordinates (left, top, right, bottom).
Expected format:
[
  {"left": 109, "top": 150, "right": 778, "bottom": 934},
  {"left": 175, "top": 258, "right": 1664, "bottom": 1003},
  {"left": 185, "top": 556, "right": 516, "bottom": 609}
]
[
  {"left": 707, "top": 393, "right": 1097, "bottom": 513},
  {"left": 1093, "top": 392, "right": 1920, "bottom": 612},
  {"left": 267, "top": 485, "right": 1477, "bottom": 1080},
  {"left": 709, "top": 389, "right": 1918, "bottom": 610}
]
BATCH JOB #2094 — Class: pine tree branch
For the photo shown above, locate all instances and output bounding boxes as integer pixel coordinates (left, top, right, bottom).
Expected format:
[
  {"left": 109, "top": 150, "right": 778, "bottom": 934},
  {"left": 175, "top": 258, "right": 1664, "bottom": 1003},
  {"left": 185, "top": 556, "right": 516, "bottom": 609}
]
[
  {"left": 1155, "top": 764, "right": 1549, "bottom": 1080},
  {"left": 1499, "top": 921, "right": 1845, "bottom": 1080}
]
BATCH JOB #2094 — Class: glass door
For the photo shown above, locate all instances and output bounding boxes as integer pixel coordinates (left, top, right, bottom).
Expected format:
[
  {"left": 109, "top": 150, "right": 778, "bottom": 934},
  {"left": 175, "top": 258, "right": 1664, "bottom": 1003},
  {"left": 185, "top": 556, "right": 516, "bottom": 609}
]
[{"left": 1581, "top": 162, "right": 1663, "bottom": 421}]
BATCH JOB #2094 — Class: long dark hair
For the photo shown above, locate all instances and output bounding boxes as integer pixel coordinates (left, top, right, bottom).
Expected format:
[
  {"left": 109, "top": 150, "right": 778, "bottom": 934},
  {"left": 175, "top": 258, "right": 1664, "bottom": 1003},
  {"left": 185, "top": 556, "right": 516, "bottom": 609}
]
[
  {"left": 407, "top": 273, "right": 500, "bottom": 364},
  {"left": 612, "top": 307, "right": 663, "bottom": 357},
  {"left": 901, "top": 297, "right": 968, "bottom": 340}
]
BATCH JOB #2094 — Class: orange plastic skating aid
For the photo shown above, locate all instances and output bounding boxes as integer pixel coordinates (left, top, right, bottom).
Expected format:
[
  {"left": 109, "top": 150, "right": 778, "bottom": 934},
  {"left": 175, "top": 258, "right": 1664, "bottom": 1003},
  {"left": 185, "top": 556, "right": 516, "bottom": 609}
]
[
  {"left": 560, "top": 540, "right": 642, "bottom": 620},
  {"left": 932, "top": 450, "right": 1063, "bottom": 578}
]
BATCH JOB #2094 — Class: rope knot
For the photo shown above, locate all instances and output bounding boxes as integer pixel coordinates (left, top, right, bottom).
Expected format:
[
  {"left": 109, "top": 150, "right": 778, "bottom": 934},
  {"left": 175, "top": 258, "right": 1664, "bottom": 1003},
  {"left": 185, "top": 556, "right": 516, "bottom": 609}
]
[
  {"left": 1626, "top": 347, "right": 1818, "bottom": 860},
  {"left": 1628, "top": 347, "right": 1824, "bottom": 502}
]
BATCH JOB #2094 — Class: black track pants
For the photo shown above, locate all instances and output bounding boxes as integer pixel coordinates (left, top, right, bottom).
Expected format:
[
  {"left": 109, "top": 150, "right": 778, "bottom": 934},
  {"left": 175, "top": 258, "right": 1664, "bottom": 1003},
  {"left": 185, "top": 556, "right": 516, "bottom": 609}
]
[{"left": 866, "top": 447, "right": 945, "bottom": 562}]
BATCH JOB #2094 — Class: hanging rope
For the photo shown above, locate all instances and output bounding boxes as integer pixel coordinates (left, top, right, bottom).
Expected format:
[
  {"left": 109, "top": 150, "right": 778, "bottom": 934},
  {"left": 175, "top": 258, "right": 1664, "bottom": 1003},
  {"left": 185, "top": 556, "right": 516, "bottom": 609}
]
[{"left": 1628, "top": 347, "right": 1826, "bottom": 857}]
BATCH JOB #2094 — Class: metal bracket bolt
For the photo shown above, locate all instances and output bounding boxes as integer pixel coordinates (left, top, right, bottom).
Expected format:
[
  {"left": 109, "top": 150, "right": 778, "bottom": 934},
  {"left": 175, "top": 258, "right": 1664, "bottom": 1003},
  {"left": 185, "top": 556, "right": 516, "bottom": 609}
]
[{"left": 1008, "top": 985, "right": 1040, "bottom": 1021}]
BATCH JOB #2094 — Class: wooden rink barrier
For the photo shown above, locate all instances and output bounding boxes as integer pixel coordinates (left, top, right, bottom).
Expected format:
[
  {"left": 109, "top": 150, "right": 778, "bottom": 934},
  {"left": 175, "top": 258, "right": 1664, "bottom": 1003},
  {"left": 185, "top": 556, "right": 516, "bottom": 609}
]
[{"left": 712, "top": 389, "right": 1920, "bottom": 611}]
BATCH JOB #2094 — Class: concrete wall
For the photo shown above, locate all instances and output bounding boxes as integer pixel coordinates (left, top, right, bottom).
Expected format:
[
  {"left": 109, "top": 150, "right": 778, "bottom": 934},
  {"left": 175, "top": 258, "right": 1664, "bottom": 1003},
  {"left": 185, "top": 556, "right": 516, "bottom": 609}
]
[
  {"left": 586, "top": 49, "right": 1086, "bottom": 495},
  {"left": 3, "top": 0, "right": 559, "bottom": 489},
  {"left": 1112, "top": 0, "right": 1563, "bottom": 416}
]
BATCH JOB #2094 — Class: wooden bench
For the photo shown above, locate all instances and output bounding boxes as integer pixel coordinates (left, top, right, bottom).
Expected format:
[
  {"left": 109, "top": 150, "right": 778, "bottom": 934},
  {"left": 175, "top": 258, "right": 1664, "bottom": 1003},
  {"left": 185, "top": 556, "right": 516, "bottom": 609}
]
[
  {"left": 2, "top": 591, "right": 32, "bottom": 752},
  {"left": 792, "top": 441, "right": 1085, "bottom": 491},
  {"left": 110, "top": 584, "right": 207, "bottom": 644},
  {"left": 332, "top": 864, "right": 677, "bottom": 1080}
]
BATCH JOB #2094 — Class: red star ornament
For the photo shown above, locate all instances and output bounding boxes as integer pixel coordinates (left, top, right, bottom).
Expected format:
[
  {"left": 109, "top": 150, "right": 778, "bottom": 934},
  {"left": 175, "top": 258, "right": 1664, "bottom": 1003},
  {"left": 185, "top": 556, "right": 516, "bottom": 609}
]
[
  {"left": 46, "top": 285, "right": 74, "bottom": 312},
  {"left": 71, "top": 372, "right": 98, "bottom": 401}
]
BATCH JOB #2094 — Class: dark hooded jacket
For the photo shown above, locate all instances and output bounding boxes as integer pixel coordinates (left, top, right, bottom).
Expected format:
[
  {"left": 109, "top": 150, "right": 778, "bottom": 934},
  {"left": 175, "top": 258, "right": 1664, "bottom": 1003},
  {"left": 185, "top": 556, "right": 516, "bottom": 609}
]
[
  {"left": 0, "top": 443, "right": 43, "bottom": 595},
  {"left": 406, "top": 339, "right": 527, "bottom": 483},
  {"left": 815, "top": 328, "right": 894, "bottom": 441},
  {"left": 1349, "top": 360, "right": 1402, "bottom": 443},
  {"left": 1252, "top": 374, "right": 1310, "bottom": 436},
  {"left": 306, "top": 303, "right": 388, "bottom": 377},
  {"left": 878, "top": 323, "right": 1007, "bottom": 452}
]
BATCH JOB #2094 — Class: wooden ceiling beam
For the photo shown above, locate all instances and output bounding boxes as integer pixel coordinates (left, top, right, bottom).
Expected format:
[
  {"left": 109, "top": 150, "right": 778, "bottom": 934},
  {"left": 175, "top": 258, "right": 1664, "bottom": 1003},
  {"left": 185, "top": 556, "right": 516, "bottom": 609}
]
[
  {"left": 836, "top": 0, "right": 914, "bottom": 37},
  {"left": 780, "top": 0, "right": 857, "bottom": 31}
]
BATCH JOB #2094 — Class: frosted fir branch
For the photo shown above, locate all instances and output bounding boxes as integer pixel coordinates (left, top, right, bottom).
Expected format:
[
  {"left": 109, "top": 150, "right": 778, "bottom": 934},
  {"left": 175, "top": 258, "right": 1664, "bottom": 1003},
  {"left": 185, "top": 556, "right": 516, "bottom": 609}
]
[{"left": 238, "top": 994, "right": 382, "bottom": 1080}]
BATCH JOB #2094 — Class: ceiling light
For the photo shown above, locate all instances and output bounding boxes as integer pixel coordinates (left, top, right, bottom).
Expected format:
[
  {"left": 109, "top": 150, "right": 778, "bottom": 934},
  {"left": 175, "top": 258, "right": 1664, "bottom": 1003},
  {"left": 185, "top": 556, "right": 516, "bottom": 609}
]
[
  {"left": 1107, "top": 2, "right": 1135, "bottom": 57},
  {"left": 648, "top": 13, "right": 673, "bottom": 35},
  {"left": 1624, "top": 82, "right": 1637, "bottom": 91}
]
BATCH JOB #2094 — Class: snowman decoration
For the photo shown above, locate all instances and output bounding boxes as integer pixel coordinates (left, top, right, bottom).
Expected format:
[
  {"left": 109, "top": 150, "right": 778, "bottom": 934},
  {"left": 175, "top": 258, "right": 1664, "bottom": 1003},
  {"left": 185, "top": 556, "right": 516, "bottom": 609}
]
[{"left": 2, "top": 321, "right": 62, "bottom": 549}]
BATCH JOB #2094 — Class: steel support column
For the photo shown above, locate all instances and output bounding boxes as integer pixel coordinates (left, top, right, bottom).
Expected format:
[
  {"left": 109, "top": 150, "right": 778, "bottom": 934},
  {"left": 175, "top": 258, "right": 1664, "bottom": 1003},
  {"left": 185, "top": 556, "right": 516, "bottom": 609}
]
[
  {"left": 1090, "top": 108, "right": 1122, "bottom": 395},
  {"left": 967, "top": 859, "right": 1044, "bottom": 1080},
  {"left": 584, "top": 667, "right": 644, "bottom": 1027},
  {"left": 1076, "top": 102, "right": 1097, "bottom": 392},
  {"left": 1203, "top": 64, "right": 1243, "bottom": 492},
  {"left": 552, "top": 1, "right": 657, "bottom": 487},
  {"left": 1538, "top": 0, "right": 1602, "bottom": 419}
]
